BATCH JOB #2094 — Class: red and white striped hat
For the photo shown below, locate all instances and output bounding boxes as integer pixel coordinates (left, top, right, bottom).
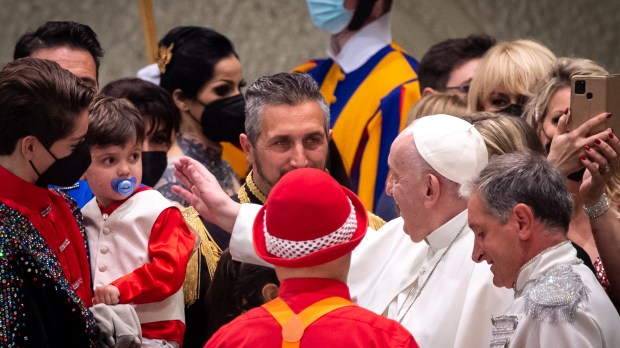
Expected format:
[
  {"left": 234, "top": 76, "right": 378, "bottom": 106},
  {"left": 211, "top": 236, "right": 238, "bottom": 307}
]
[{"left": 253, "top": 168, "right": 368, "bottom": 268}]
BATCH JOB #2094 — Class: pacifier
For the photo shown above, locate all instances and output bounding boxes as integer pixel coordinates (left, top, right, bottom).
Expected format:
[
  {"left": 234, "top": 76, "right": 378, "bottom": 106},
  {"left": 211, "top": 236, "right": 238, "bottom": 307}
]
[{"left": 111, "top": 177, "right": 137, "bottom": 196}]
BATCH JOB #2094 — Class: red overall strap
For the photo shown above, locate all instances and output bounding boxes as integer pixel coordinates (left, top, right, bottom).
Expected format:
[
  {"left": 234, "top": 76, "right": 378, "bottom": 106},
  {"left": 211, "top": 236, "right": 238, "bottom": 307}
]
[{"left": 262, "top": 296, "right": 355, "bottom": 348}]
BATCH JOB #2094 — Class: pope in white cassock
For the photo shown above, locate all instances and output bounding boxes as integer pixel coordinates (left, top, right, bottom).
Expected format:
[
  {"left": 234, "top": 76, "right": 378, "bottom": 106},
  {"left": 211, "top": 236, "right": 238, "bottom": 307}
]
[{"left": 174, "top": 114, "right": 514, "bottom": 347}]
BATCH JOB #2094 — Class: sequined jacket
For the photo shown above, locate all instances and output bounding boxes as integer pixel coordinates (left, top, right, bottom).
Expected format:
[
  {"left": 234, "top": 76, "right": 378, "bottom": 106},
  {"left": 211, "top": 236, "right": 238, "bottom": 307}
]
[
  {"left": 490, "top": 241, "right": 620, "bottom": 348},
  {"left": 0, "top": 202, "right": 98, "bottom": 347}
]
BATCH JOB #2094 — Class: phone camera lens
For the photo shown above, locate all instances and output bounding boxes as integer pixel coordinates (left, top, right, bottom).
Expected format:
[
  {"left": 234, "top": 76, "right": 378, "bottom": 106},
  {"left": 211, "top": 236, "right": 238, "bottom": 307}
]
[{"left": 575, "top": 80, "right": 586, "bottom": 94}]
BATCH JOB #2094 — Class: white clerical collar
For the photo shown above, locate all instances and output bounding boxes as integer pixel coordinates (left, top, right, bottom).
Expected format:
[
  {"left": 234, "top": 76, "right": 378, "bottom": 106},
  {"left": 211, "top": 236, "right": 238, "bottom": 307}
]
[
  {"left": 425, "top": 210, "right": 468, "bottom": 252},
  {"left": 327, "top": 13, "right": 392, "bottom": 74},
  {"left": 513, "top": 240, "right": 575, "bottom": 294}
]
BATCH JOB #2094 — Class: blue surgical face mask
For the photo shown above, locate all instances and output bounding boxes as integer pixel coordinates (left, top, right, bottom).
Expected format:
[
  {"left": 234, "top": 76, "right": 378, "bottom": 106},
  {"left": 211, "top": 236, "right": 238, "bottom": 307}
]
[{"left": 306, "top": 0, "right": 354, "bottom": 35}]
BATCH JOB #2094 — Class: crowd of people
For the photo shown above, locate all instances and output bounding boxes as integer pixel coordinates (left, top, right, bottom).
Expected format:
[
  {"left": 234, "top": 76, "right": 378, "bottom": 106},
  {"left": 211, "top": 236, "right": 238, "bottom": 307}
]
[{"left": 1, "top": 0, "right": 620, "bottom": 347}]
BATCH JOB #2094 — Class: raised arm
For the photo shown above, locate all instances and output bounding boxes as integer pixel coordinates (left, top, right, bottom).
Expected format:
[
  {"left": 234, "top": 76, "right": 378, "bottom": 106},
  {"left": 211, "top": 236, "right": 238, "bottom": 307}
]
[
  {"left": 172, "top": 156, "right": 240, "bottom": 232},
  {"left": 580, "top": 130, "right": 620, "bottom": 307}
]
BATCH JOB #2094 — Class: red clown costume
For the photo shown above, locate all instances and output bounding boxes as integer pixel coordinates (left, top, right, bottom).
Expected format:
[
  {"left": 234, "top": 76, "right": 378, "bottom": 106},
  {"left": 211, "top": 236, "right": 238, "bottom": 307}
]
[{"left": 206, "top": 169, "right": 417, "bottom": 348}]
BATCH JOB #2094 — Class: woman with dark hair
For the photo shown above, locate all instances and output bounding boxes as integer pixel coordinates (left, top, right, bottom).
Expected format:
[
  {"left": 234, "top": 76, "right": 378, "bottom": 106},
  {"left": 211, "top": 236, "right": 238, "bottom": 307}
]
[
  {"left": 155, "top": 26, "right": 245, "bottom": 205},
  {"left": 141, "top": 26, "right": 247, "bottom": 348}
]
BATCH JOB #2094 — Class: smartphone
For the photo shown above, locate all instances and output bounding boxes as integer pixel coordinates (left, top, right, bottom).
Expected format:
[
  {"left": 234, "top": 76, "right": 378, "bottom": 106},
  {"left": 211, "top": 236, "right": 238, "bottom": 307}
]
[{"left": 569, "top": 74, "right": 620, "bottom": 135}]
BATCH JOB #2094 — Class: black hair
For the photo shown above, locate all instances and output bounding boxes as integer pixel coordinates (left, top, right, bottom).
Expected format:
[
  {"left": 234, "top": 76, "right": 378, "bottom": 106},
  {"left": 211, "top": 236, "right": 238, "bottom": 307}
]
[
  {"left": 101, "top": 78, "right": 180, "bottom": 143},
  {"left": 13, "top": 21, "right": 104, "bottom": 80},
  {"left": 205, "top": 249, "right": 279, "bottom": 340},
  {"left": 159, "top": 26, "right": 237, "bottom": 99},
  {"left": 418, "top": 34, "right": 496, "bottom": 91}
]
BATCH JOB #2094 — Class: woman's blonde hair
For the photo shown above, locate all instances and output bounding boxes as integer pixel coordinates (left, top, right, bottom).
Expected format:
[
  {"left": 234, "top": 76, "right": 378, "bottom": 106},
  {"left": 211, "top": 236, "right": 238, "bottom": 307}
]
[
  {"left": 467, "top": 39, "right": 556, "bottom": 112},
  {"left": 519, "top": 57, "right": 620, "bottom": 207},
  {"left": 523, "top": 57, "right": 608, "bottom": 132},
  {"left": 405, "top": 93, "right": 467, "bottom": 126},
  {"left": 463, "top": 112, "right": 545, "bottom": 157}
]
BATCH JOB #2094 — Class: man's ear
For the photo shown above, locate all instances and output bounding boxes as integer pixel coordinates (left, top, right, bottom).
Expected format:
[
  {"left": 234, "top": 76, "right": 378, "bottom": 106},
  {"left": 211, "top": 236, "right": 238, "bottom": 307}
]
[
  {"left": 261, "top": 283, "right": 279, "bottom": 303},
  {"left": 172, "top": 88, "right": 191, "bottom": 112},
  {"left": 423, "top": 173, "right": 441, "bottom": 208},
  {"left": 328, "top": 128, "right": 333, "bottom": 141},
  {"left": 239, "top": 134, "right": 254, "bottom": 168},
  {"left": 422, "top": 87, "right": 437, "bottom": 96},
  {"left": 512, "top": 203, "right": 534, "bottom": 241},
  {"left": 20, "top": 136, "right": 38, "bottom": 160}
]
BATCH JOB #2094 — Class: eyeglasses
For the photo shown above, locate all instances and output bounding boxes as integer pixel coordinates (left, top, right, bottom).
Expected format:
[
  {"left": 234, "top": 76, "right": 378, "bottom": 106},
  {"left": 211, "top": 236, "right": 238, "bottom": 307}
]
[{"left": 444, "top": 84, "right": 470, "bottom": 94}]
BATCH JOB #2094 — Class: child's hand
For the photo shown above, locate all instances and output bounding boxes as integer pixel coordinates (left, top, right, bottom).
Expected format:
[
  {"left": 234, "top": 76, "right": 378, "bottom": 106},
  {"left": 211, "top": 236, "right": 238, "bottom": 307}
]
[{"left": 93, "top": 285, "right": 120, "bottom": 305}]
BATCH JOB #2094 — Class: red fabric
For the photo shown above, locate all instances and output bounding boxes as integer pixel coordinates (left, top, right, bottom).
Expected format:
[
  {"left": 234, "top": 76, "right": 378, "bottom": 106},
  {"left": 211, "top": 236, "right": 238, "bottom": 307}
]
[
  {"left": 141, "top": 321, "right": 186, "bottom": 347},
  {"left": 101, "top": 187, "right": 195, "bottom": 345},
  {"left": 253, "top": 169, "right": 368, "bottom": 269},
  {"left": 206, "top": 278, "right": 417, "bottom": 348},
  {"left": 0, "top": 166, "right": 93, "bottom": 306}
]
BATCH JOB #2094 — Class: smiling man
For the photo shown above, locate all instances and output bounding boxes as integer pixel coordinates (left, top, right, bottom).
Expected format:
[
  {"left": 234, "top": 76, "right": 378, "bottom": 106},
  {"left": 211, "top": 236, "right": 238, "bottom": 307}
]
[{"left": 464, "top": 150, "right": 620, "bottom": 347}]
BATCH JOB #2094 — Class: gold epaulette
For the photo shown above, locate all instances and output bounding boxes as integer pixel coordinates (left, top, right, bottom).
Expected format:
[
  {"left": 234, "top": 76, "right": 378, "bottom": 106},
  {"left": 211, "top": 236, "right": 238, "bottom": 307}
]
[
  {"left": 367, "top": 211, "right": 386, "bottom": 231},
  {"left": 181, "top": 206, "right": 222, "bottom": 306}
]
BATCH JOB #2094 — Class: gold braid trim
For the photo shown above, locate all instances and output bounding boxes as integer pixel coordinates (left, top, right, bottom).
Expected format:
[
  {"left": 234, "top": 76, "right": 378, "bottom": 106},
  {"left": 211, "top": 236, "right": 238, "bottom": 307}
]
[
  {"left": 181, "top": 206, "right": 222, "bottom": 306},
  {"left": 237, "top": 184, "right": 251, "bottom": 204},
  {"left": 367, "top": 211, "right": 386, "bottom": 230},
  {"left": 238, "top": 170, "right": 267, "bottom": 204}
]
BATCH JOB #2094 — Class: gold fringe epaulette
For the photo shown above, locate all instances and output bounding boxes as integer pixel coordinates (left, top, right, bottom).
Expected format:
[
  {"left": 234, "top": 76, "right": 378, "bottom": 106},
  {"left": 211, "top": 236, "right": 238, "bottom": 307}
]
[
  {"left": 181, "top": 206, "right": 222, "bottom": 306},
  {"left": 367, "top": 211, "right": 386, "bottom": 231}
]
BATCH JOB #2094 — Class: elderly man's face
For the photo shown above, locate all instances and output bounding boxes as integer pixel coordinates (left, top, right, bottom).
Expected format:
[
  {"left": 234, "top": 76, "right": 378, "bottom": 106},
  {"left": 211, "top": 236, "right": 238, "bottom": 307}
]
[
  {"left": 31, "top": 46, "right": 98, "bottom": 89},
  {"left": 245, "top": 101, "right": 329, "bottom": 195},
  {"left": 468, "top": 191, "right": 523, "bottom": 288},
  {"left": 386, "top": 134, "right": 431, "bottom": 242}
]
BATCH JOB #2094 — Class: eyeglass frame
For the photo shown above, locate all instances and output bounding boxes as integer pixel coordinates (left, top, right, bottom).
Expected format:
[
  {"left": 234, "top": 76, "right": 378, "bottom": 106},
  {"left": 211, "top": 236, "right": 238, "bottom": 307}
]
[{"left": 443, "top": 84, "right": 470, "bottom": 94}]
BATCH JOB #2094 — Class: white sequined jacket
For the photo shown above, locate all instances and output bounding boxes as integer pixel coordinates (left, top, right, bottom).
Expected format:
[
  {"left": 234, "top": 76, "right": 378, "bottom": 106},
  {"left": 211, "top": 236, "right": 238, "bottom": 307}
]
[{"left": 490, "top": 241, "right": 620, "bottom": 347}]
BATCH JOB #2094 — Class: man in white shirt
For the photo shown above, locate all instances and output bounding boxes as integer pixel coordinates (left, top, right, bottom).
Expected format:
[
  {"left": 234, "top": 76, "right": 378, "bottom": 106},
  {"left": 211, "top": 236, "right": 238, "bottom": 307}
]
[
  {"left": 464, "top": 150, "right": 620, "bottom": 347},
  {"left": 173, "top": 110, "right": 514, "bottom": 347}
]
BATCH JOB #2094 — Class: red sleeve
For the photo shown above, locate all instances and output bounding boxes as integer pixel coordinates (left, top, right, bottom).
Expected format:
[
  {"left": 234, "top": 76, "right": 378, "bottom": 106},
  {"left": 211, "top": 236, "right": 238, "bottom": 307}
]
[{"left": 112, "top": 206, "right": 195, "bottom": 304}]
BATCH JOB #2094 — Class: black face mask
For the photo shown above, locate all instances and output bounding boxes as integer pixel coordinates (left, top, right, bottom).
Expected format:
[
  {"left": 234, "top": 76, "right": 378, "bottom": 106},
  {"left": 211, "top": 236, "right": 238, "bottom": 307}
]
[
  {"left": 199, "top": 94, "right": 246, "bottom": 146},
  {"left": 567, "top": 168, "right": 586, "bottom": 182},
  {"left": 497, "top": 104, "right": 524, "bottom": 117},
  {"left": 30, "top": 140, "right": 92, "bottom": 188},
  {"left": 141, "top": 151, "right": 168, "bottom": 187}
]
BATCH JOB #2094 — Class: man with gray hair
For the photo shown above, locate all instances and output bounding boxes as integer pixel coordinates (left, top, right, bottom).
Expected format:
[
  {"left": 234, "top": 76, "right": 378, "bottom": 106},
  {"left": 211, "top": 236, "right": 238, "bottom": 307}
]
[
  {"left": 174, "top": 112, "right": 513, "bottom": 347},
  {"left": 464, "top": 150, "right": 620, "bottom": 347},
  {"left": 237, "top": 72, "right": 331, "bottom": 202}
]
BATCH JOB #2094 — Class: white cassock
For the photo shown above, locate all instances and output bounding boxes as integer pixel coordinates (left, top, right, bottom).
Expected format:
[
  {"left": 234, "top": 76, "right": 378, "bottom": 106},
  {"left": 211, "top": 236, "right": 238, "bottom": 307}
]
[
  {"left": 490, "top": 241, "right": 620, "bottom": 348},
  {"left": 230, "top": 205, "right": 514, "bottom": 347}
]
